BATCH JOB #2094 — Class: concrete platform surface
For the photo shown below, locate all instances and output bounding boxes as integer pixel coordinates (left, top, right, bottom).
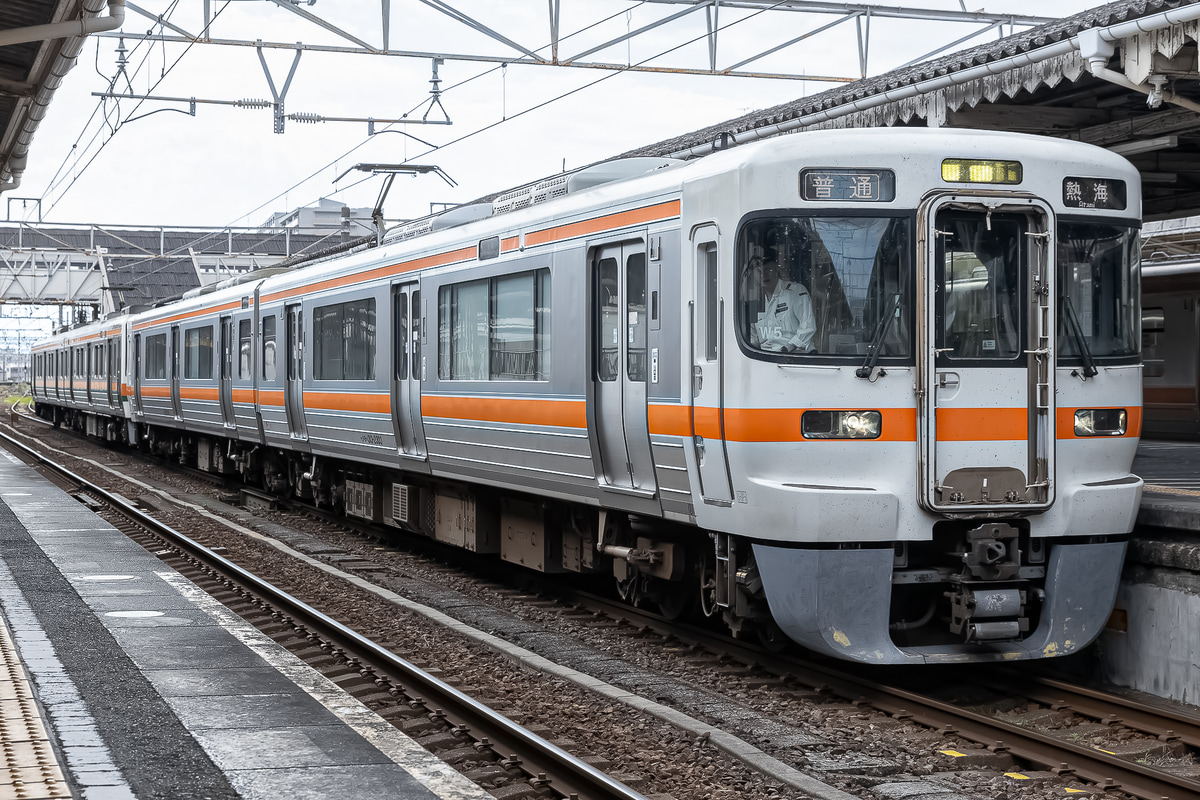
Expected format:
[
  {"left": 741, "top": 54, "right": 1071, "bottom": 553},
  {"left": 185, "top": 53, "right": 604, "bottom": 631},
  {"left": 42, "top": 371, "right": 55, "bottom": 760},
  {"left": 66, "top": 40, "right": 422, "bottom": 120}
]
[{"left": 0, "top": 445, "right": 491, "bottom": 800}]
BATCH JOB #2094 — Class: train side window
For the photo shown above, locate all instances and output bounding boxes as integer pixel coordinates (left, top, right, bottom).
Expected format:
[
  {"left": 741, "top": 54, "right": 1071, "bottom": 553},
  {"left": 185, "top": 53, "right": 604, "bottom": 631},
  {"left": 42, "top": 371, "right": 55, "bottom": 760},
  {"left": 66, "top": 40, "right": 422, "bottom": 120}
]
[
  {"left": 238, "top": 320, "right": 252, "bottom": 380},
  {"left": 438, "top": 269, "right": 550, "bottom": 381},
  {"left": 145, "top": 334, "right": 167, "bottom": 379},
  {"left": 183, "top": 325, "right": 215, "bottom": 379},
  {"left": 314, "top": 298, "right": 376, "bottom": 381},
  {"left": 262, "top": 315, "right": 277, "bottom": 381}
]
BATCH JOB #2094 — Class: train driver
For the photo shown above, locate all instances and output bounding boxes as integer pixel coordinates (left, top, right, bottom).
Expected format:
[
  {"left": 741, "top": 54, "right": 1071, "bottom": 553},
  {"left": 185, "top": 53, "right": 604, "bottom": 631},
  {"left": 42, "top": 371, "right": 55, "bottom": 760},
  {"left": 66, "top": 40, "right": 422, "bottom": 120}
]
[{"left": 752, "top": 251, "right": 816, "bottom": 353}]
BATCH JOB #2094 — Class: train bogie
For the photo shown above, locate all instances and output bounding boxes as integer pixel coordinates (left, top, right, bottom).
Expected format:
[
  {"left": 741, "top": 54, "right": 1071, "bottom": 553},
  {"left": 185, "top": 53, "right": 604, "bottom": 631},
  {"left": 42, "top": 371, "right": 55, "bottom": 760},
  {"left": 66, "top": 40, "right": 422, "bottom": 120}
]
[{"left": 30, "top": 128, "right": 1145, "bottom": 664}]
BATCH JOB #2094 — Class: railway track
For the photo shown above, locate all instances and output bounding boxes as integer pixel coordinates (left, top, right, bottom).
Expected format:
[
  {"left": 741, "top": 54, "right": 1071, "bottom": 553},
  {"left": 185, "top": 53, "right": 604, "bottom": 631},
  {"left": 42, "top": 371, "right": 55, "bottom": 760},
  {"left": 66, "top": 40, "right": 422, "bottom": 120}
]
[
  {"left": 0, "top": 426, "right": 652, "bottom": 800},
  {"left": 9, "top": 414, "right": 1200, "bottom": 799},
  {"left": 557, "top": 592, "right": 1200, "bottom": 800}
]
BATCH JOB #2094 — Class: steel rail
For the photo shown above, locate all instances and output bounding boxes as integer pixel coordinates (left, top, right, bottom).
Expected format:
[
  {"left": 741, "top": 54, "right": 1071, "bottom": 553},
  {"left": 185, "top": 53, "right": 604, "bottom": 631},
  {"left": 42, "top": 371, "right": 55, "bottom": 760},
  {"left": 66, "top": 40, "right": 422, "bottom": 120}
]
[
  {"left": 563, "top": 589, "right": 1200, "bottom": 800},
  {"left": 1017, "top": 674, "right": 1200, "bottom": 750},
  {"left": 0, "top": 429, "right": 649, "bottom": 800}
]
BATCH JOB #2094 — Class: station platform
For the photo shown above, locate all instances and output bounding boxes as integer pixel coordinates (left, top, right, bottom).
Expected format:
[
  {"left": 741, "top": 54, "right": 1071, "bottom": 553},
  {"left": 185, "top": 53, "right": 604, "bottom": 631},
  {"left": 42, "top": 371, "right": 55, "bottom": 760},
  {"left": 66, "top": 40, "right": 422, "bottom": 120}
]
[{"left": 0, "top": 445, "right": 491, "bottom": 800}]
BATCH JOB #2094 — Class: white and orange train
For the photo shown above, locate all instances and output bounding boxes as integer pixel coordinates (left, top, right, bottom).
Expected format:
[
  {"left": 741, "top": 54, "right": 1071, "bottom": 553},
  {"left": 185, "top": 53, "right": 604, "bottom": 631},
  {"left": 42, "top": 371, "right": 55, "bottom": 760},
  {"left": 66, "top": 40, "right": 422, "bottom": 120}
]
[{"left": 31, "top": 128, "right": 1143, "bottom": 664}]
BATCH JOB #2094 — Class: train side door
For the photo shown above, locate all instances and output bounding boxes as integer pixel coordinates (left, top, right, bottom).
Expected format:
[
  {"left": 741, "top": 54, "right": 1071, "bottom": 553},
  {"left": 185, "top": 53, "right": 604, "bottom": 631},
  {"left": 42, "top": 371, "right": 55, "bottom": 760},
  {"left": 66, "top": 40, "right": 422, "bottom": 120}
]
[
  {"left": 689, "top": 229, "right": 733, "bottom": 505},
  {"left": 170, "top": 326, "right": 182, "bottom": 418},
  {"left": 219, "top": 315, "right": 236, "bottom": 428},
  {"left": 107, "top": 338, "right": 117, "bottom": 406},
  {"left": 133, "top": 334, "right": 143, "bottom": 414},
  {"left": 391, "top": 283, "right": 426, "bottom": 459},
  {"left": 919, "top": 197, "right": 1055, "bottom": 511},
  {"left": 285, "top": 303, "right": 309, "bottom": 440},
  {"left": 592, "top": 241, "right": 657, "bottom": 494}
]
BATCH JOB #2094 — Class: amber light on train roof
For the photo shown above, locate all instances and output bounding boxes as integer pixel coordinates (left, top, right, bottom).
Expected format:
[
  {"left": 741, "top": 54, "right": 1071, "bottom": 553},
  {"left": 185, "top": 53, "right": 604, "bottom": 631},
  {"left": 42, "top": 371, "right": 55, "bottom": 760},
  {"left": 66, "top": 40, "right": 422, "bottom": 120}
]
[{"left": 941, "top": 158, "right": 1022, "bottom": 185}]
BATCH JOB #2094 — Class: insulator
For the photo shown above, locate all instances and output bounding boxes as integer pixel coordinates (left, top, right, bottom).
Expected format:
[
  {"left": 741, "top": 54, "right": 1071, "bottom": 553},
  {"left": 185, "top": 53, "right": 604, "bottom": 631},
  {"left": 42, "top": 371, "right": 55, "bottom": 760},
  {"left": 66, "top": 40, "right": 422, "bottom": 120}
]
[
  {"left": 289, "top": 112, "right": 323, "bottom": 124},
  {"left": 236, "top": 98, "right": 271, "bottom": 109}
]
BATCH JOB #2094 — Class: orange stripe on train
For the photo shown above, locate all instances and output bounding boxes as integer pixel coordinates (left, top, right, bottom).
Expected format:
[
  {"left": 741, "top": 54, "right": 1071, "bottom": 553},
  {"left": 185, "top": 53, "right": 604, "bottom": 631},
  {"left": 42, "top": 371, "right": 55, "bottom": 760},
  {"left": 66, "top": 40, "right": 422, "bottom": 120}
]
[
  {"left": 423, "top": 395, "right": 587, "bottom": 428},
  {"left": 525, "top": 200, "right": 680, "bottom": 247},
  {"left": 936, "top": 407, "right": 1027, "bottom": 441}
]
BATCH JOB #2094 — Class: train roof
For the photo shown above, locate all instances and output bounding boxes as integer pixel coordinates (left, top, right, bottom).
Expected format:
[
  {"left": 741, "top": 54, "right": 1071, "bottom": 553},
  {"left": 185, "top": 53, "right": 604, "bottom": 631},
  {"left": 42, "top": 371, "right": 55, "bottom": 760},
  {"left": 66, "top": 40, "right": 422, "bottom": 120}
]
[{"left": 34, "top": 127, "right": 1142, "bottom": 349}]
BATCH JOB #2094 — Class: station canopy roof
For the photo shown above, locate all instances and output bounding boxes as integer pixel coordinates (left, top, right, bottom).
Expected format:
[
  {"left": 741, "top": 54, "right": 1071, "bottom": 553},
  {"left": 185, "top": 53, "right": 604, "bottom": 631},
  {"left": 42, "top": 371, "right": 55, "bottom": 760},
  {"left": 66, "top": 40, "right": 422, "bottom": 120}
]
[{"left": 626, "top": 0, "right": 1200, "bottom": 222}]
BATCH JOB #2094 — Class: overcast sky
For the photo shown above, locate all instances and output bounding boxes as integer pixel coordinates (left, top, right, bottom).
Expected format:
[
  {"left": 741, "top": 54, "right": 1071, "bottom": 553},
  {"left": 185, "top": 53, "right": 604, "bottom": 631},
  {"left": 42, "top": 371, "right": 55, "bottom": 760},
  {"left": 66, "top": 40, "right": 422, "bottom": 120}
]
[{"left": 11, "top": 0, "right": 1103, "bottom": 231}]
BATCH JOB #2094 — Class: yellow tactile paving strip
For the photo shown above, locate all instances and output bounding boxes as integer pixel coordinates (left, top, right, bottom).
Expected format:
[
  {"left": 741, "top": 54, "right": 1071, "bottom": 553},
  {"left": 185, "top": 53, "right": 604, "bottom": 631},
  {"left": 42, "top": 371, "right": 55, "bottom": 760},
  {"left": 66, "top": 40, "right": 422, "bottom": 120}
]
[
  {"left": 1144, "top": 483, "right": 1200, "bottom": 498},
  {"left": 0, "top": 618, "right": 71, "bottom": 800}
]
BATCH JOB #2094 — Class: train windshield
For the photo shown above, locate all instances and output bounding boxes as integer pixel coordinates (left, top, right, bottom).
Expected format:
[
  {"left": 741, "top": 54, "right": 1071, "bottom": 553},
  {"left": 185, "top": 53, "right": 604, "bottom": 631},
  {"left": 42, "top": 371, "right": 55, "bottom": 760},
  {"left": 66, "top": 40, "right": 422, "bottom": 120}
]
[
  {"left": 1057, "top": 221, "right": 1140, "bottom": 361},
  {"left": 737, "top": 215, "right": 912, "bottom": 359}
]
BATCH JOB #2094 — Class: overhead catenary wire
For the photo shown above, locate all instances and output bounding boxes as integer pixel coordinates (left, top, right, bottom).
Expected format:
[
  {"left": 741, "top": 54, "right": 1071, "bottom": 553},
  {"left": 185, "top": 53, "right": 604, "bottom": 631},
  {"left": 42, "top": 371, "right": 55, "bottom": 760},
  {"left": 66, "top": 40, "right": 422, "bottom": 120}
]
[
  {"left": 39, "top": 1, "right": 183, "bottom": 204},
  {"left": 40, "top": 2, "right": 233, "bottom": 216},
  {"left": 228, "top": 3, "right": 652, "bottom": 227}
]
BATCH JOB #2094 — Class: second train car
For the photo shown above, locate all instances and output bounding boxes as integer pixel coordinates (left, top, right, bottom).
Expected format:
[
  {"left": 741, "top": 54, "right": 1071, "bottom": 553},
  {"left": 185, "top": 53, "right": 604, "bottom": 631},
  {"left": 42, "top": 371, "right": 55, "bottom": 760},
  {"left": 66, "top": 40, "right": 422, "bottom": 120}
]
[{"left": 30, "top": 127, "right": 1143, "bottom": 664}]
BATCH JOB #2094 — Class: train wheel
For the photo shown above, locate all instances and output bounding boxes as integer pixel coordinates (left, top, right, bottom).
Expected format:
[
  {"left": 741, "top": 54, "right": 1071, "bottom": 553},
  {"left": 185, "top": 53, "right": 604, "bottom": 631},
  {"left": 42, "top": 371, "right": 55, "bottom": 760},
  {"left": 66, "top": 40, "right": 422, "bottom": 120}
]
[
  {"left": 656, "top": 581, "right": 694, "bottom": 621},
  {"left": 699, "top": 551, "right": 719, "bottom": 618}
]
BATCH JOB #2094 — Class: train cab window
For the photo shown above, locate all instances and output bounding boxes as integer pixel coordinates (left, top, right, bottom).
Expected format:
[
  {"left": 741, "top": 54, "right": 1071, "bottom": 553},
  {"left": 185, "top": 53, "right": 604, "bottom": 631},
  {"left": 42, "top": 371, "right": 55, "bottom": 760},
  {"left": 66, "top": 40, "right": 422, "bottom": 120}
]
[
  {"left": 314, "top": 299, "right": 376, "bottom": 381},
  {"left": 738, "top": 216, "right": 912, "bottom": 360},
  {"left": 262, "top": 315, "right": 277, "bottom": 381},
  {"left": 145, "top": 333, "right": 167, "bottom": 380},
  {"left": 1057, "top": 221, "right": 1139, "bottom": 362},
  {"left": 183, "top": 325, "right": 214, "bottom": 380},
  {"left": 238, "top": 320, "right": 252, "bottom": 380}
]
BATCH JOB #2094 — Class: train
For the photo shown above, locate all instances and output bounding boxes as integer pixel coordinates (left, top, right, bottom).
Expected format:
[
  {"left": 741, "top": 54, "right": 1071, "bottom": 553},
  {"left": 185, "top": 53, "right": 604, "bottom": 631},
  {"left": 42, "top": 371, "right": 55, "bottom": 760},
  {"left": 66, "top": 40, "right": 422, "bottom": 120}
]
[
  {"left": 29, "top": 127, "right": 1144, "bottom": 664},
  {"left": 1142, "top": 260, "right": 1200, "bottom": 438}
]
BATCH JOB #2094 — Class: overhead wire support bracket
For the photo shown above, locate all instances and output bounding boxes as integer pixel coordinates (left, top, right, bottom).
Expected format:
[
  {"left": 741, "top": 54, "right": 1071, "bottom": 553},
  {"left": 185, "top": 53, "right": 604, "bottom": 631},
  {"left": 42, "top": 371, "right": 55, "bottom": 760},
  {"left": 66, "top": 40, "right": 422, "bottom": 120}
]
[{"left": 257, "top": 42, "right": 302, "bottom": 134}]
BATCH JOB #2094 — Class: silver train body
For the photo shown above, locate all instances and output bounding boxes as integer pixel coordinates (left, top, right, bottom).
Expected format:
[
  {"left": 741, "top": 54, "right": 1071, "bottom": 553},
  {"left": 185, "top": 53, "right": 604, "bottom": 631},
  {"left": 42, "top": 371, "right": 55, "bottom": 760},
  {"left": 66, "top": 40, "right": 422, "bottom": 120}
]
[
  {"left": 31, "top": 128, "right": 1144, "bottom": 664},
  {"left": 1142, "top": 261, "right": 1200, "bottom": 438}
]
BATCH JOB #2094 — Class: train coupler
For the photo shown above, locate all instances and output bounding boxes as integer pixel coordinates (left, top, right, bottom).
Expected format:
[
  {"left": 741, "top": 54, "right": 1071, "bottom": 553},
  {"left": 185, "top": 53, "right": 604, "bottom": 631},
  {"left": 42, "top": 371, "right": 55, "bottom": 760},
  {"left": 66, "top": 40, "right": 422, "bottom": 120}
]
[{"left": 946, "top": 584, "right": 1030, "bottom": 641}]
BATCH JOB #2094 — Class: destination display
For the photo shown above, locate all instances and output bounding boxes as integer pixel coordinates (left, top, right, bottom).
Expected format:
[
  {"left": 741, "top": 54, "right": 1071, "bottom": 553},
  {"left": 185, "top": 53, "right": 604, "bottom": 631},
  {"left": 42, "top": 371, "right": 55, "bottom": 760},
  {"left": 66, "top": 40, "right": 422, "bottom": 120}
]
[
  {"left": 1063, "top": 176, "right": 1127, "bottom": 210},
  {"left": 800, "top": 168, "right": 896, "bottom": 202}
]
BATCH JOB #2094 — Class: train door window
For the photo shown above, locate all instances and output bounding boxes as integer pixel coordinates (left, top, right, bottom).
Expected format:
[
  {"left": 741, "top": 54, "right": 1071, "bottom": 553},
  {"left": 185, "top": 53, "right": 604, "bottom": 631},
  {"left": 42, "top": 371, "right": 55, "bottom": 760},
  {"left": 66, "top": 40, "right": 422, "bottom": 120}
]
[
  {"left": 411, "top": 291, "right": 421, "bottom": 380},
  {"left": 238, "top": 319, "right": 252, "bottom": 379},
  {"left": 393, "top": 291, "right": 408, "bottom": 381},
  {"left": 597, "top": 258, "right": 619, "bottom": 381},
  {"left": 702, "top": 243, "right": 718, "bottom": 360},
  {"left": 626, "top": 252, "right": 647, "bottom": 382},
  {"left": 938, "top": 213, "right": 1023, "bottom": 360},
  {"left": 262, "top": 315, "right": 277, "bottom": 381},
  {"left": 183, "top": 325, "right": 214, "bottom": 379},
  {"left": 314, "top": 299, "right": 376, "bottom": 381},
  {"left": 145, "top": 333, "right": 167, "bottom": 379}
]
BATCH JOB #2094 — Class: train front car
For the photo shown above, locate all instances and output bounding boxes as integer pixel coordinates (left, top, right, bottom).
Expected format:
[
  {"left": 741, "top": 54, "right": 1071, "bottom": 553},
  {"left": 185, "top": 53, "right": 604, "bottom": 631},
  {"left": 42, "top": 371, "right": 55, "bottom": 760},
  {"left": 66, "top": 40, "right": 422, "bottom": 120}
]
[{"left": 695, "top": 129, "right": 1142, "bottom": 664}]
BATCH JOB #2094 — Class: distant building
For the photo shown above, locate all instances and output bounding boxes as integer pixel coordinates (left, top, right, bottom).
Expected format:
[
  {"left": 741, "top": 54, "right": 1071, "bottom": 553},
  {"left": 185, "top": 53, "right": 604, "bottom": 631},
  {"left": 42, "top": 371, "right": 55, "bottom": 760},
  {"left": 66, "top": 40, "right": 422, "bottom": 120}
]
[{"left": 262, "top": 198, "right": 376, "bottom": 237}]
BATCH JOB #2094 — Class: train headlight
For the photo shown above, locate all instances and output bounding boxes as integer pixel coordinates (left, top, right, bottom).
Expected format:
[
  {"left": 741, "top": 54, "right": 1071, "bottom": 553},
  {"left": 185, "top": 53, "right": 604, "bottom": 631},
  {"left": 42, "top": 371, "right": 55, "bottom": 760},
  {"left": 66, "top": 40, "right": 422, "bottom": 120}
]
[
  {"left": 1074, "top": 408, "right": 1127, "bottom": 437},
  {"left": 802, "top": 410, "right": 882, "bottom": 439},
  {"left": 941, "top": 158, "right": 1022, "bottom": 185}
]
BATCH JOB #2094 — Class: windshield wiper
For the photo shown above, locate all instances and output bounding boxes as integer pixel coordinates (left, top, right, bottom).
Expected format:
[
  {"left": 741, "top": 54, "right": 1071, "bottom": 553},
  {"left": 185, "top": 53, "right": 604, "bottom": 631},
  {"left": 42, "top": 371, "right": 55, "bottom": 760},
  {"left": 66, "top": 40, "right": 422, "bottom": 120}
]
[
  {"left": 856, "top": 293, "right": 900, "bottom": 380},
  {"left": 1061, "top": 294, "right": 1098, "bottom": 378}
]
